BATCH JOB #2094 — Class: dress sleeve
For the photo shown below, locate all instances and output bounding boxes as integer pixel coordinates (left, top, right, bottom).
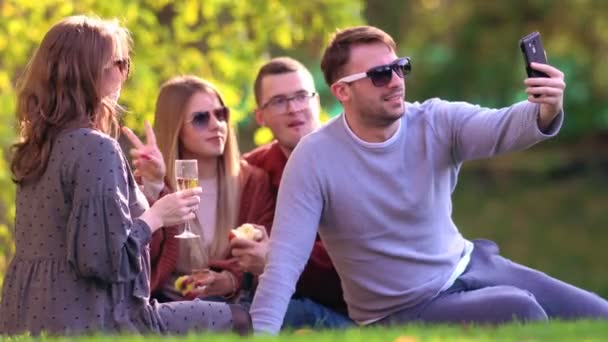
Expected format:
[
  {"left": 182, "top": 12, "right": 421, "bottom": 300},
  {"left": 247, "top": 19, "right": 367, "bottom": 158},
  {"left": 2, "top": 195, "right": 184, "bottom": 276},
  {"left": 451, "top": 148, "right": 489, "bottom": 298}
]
[
  {"left": 250, "top": 141, "right": 322, "bottom": 334},
  {"left": 65, "top": 134, "right": 152, "bottom": 283}
]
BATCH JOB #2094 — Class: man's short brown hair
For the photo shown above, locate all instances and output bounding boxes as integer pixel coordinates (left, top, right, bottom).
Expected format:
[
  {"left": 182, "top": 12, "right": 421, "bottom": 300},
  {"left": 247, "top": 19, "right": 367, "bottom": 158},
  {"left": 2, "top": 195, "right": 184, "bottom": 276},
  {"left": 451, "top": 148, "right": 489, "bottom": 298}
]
[
  {"left": 320, "top": 26, "right": 396, "bottom": 86},
  {"left": 253, "top": 57, "right": 309, "bottom": 106}
]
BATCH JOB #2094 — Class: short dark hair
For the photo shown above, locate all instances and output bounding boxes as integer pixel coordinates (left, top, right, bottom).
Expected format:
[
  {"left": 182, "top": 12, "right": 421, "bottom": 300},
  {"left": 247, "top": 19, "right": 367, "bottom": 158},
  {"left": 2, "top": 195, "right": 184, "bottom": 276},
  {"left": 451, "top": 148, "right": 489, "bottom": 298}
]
[
  {"left": 320, "top": 26, "right": 397, "bottom": 86},
  {"left": 253, "top": 57, "right": 308, "bottom": 106}
]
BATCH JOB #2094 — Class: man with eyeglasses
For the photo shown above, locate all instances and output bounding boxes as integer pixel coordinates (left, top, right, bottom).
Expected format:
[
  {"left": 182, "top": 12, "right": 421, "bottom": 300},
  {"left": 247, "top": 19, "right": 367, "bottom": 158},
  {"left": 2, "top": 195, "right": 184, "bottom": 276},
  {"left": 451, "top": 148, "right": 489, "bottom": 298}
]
[
  {"left": 245, "top": 57, "right": 321, "bottom": 193},
  {"left": 249, "top": 26, "right": 608, "bottom": 334},
  {"left": 234, "top": 57, "right": 353, "bottom": 329}
]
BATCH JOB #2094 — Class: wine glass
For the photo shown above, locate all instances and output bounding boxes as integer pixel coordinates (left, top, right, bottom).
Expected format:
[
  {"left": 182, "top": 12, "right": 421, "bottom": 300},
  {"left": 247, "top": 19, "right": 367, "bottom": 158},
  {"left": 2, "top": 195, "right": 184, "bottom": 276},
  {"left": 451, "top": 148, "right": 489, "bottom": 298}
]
[{"left": 174, "top": 159, "right": 200, "bottom": 239}]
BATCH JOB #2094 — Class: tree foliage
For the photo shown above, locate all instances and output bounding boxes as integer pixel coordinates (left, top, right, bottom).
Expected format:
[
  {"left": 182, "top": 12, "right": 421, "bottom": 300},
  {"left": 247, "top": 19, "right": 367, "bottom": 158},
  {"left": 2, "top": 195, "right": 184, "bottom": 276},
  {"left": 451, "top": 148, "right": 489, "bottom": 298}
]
[{"left": 366, "top": 0, "right": 608, "bottom": 137}]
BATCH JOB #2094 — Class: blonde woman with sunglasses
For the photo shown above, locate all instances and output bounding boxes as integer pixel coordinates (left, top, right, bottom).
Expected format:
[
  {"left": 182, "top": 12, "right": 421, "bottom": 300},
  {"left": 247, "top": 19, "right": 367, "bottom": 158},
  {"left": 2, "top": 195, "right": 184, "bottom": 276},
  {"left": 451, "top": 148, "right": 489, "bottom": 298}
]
[{"left": 123, "top": 75, "right": 274, "bottom": 303}]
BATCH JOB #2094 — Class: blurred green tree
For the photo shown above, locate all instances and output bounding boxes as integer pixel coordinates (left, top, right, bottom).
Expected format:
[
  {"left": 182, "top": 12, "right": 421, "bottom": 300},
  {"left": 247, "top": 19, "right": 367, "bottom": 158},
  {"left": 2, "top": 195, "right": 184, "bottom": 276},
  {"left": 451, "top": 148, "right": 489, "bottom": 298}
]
[{"left": 366, "top": 0, "right": 608, "bottom": 138}]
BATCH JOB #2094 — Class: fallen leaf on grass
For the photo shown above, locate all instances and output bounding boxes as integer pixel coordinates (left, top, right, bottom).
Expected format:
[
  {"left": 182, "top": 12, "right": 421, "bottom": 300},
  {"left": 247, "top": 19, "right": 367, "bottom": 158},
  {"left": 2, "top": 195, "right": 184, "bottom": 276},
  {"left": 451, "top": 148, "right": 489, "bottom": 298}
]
[{"left": 394, "top": 335, "right": 418, "bottom": 342}]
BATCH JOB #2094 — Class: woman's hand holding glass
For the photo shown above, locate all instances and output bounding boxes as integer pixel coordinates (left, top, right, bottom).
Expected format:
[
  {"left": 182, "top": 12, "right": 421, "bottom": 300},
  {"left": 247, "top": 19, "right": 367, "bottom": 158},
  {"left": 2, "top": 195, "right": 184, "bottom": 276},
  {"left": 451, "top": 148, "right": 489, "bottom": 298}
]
[
  {"left": 122, "top": 122, "right": 202, "bottom": 234},
  {"left": 139, "top": 187, "right": 201, "bottom": 233}
]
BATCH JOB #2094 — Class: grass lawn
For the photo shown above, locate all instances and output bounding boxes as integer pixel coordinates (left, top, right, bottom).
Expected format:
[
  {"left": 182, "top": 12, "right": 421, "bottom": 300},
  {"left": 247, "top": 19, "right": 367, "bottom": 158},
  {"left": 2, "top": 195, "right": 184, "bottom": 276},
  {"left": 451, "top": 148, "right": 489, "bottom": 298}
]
[{"left": 2, "top": 321, "right": 608, "bottom": 341}]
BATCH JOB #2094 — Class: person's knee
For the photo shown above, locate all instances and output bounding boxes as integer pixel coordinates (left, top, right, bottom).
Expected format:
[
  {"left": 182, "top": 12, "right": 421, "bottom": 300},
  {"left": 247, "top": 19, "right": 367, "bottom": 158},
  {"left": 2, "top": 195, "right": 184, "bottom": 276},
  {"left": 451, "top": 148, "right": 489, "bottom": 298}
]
[
  {"left": 500, "top": 288, "right": 548, "bottom": 322},
  {"left": 229, "top": 304, "right": 252, "bottom": 336}
]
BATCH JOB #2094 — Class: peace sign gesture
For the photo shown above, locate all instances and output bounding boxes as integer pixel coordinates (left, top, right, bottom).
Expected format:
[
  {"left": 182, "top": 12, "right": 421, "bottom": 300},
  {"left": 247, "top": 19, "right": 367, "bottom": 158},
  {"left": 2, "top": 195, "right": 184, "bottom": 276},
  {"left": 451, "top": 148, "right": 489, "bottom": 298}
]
[{"left": 122, "top": 121, "right": 166, "bottom": 184}]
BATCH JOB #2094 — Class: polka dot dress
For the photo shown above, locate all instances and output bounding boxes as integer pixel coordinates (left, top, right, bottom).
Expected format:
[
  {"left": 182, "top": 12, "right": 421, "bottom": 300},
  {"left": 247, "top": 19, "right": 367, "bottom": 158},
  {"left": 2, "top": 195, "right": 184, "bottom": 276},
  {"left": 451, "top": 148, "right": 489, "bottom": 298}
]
[{"left": 0, "top": 128, "right": 233, "bottom": 336}]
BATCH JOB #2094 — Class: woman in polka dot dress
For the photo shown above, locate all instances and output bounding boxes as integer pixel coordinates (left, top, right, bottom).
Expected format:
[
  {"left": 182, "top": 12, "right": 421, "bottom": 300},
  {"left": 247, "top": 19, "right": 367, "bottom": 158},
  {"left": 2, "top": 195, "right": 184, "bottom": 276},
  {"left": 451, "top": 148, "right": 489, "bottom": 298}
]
[{"left": 0, "top": 15, "right": 250, "bottom": 336}]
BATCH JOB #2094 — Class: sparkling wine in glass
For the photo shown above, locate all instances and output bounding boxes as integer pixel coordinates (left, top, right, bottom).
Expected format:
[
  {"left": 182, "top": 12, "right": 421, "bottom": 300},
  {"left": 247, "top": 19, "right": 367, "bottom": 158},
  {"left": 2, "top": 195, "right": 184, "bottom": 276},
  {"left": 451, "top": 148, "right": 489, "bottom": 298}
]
[{"left": 174, "top": 159, "right": 199, "bottom": 239}]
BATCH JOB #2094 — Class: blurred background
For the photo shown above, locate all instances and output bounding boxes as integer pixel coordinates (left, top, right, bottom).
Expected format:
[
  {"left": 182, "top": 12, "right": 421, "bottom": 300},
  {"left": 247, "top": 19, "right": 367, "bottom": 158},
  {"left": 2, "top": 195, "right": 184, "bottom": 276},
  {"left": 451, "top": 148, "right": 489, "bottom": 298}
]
[{"left": 1, "top": 0, "right": 607, "bottom": 299}]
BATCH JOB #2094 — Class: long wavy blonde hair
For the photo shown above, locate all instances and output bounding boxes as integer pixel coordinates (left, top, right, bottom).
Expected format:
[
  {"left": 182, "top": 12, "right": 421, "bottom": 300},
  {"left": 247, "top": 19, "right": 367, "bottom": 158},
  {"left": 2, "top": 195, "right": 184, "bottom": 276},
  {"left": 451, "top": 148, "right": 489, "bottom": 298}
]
[
  {"left": 10, "top": 15, "right": 131, "bottom": 185},
  {"left": 154, "top": 75, "right": 241, "bottom": 259}
]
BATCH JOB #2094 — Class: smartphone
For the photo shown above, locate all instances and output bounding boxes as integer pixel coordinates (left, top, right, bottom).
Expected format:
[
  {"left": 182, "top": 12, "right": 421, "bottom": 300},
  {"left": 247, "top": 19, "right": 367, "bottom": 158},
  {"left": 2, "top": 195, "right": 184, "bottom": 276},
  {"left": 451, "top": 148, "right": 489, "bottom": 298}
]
[{"left": 519, "top": 31, "right": 549, "bottom": 78}]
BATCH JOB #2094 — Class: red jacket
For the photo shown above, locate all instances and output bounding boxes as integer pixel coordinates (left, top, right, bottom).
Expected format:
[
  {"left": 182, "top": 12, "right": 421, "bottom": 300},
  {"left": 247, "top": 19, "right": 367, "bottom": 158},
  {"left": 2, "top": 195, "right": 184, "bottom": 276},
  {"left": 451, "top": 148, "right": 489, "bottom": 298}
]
[
  {"left": 244, "top": 141, "right": 347, "bottom": 314},
  {"left": 149, "top": 161, "right": 275, "bottom": 296}
]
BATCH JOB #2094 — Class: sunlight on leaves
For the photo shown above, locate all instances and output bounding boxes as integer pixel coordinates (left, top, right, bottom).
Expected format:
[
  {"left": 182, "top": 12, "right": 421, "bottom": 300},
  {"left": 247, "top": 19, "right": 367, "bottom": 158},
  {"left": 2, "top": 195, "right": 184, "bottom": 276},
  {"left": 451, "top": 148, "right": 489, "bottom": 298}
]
[
  {"left": 394, "top": 336, "right": 418, "bottom": 342},
  {"left": 254, "top": 127, "right": 274, "bottom": 146}
]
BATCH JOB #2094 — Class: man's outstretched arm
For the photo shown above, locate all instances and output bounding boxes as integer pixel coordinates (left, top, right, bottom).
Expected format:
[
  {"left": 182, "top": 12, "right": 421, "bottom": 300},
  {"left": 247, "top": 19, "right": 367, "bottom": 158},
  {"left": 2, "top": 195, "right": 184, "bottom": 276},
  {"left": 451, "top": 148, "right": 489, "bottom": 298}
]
[{"left": 249, "top": 141, "right": 324, "bottom": 334}]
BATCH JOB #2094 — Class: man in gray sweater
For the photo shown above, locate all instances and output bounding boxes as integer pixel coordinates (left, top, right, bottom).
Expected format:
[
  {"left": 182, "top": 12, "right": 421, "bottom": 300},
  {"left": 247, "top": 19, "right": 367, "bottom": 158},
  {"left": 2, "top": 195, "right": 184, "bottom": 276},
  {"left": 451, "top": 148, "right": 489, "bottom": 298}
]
[{"left": 250, "top": 25, "right": 608, "bottom": 334}]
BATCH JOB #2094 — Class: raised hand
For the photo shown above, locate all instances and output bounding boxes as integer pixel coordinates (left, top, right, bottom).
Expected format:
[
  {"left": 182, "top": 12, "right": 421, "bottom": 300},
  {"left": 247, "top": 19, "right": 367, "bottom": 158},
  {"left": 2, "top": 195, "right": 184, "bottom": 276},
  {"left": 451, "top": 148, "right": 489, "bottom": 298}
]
[
  {"left": 122, "top": 121, "right": 166, "bottom": 184},
  {"left": 525, "top": 62, "right": 566, "bottom": 131},
  {"left": 139, "top": 187, "right": 202, "bottom": 233}
]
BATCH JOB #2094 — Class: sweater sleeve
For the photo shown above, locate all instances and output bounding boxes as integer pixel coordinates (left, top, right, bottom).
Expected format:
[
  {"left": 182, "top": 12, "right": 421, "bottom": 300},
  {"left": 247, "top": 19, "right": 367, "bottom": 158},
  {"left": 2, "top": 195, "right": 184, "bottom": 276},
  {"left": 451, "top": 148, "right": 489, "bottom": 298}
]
[
  {"left": 245, "top": 147, "right": 345, "bottom": 312},
  {"left": 249, "top": 141, "right": 322, "bottom": 335},
  {"left": 424, "top": 99, "right": 563, "bottom": 164},
  {"left": 296, "top": 239, "right": 346, "bottom": 313}
]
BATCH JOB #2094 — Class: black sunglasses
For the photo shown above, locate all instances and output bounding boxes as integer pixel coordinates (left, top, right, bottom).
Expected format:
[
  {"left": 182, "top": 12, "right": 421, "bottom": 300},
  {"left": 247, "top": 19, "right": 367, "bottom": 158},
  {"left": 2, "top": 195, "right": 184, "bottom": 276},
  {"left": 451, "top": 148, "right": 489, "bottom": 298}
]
[
  {"left": 336, "top": 57, "right": 412, "bottom": 87},
  {"left": 189, "top": 107, "right": 230, "bottom": 129}
]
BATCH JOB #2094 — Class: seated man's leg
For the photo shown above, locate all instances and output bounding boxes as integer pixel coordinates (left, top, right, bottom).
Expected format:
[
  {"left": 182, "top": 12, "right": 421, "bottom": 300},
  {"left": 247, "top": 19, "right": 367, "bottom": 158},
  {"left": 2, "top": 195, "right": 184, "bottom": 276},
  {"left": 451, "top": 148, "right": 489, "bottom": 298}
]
[
  {"left": 463, "top": 239, "right": 608, "bottom": 319},
  {"left": 282, "top": 297, "right": 354, "bottom": 330},
  {"left": 377, "top": 284, "right": 547, "bottom": 325},
  {"left": 419, "top": 285, "right": 548, "bottom": 323}
]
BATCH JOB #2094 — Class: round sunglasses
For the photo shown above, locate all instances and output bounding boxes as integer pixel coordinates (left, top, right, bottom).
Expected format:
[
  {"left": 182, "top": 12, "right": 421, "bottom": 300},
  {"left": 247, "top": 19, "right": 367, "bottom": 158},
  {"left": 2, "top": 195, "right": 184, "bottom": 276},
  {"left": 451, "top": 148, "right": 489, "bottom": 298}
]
[
  {"left": 336, "top": 57, "right": 412, "bottom": 87},
  {"left": 187, "top": 106, "right": 230, "bottom": 129}
]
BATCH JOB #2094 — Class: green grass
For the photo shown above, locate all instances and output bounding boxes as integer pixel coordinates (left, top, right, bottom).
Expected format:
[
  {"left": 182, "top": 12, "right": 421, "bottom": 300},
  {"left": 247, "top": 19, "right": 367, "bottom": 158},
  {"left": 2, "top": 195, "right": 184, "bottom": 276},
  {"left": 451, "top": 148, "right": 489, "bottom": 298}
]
[{"left": 2, "top": 321, "right": 608, "bottom": 341}]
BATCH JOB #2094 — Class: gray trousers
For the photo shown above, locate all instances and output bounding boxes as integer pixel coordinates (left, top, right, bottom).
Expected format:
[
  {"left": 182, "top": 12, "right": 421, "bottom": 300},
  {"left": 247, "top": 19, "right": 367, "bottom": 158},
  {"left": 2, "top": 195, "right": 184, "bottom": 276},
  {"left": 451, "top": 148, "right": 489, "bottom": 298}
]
[{"left": 378, "top": 239, "right": 608, "bottom": 325}]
